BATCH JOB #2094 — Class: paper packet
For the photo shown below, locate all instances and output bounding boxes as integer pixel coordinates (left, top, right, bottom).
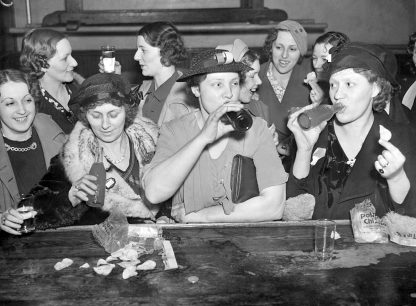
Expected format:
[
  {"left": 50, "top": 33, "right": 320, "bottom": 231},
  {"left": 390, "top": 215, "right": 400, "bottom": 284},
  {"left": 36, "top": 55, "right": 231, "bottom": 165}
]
[
  {"left": 350, "top": 199, "right": 388, "bottom": 243},
  {"left": 383, "top": 212, "right": 416, "bottom": 246}
]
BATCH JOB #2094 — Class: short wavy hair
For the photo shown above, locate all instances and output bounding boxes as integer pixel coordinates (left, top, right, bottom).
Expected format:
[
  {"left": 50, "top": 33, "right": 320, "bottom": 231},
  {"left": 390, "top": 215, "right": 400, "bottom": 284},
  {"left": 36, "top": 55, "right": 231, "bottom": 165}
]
[
  {"left": 331, "top": 67, "right": 392, "bottom": 112},
  {"left": 138, "top": 22, "right": 188, "bottom": 67},
  {"left": 19, "top": 28, "right": 67, "bottom": 79},
  {"left": 263, "top": 28, "right": 303, "bottom": 63},
  {"left": 314, "top": 31, "right": 350, "bottom": 49},
  {"left": 0, "top": 69, "right": 41, "bottom": 111},
  {"left": 240, "top": 49, "right": 260, "bottom": 85}
]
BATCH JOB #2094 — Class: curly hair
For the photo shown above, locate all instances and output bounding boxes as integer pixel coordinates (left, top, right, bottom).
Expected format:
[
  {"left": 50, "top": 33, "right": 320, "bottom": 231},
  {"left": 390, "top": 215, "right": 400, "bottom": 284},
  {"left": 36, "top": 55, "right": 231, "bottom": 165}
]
[
  {"left": 331, "top": 67, "right": 392, "bottom": 112},
  {"left": 314, "top": 31, "right": 350, "bottom": 49},
  {"left": 407, "top": 32, "right": 416, "bottom": 54},
  {"left": 138, "top": 22, "right": 187, "bottom": 67},
  {"left": 240, "top": 49, "right": 260, "bottom": 85},
  {"left": 0, "top": 69, "right": 41, "bottom": 111},
  {"left": 19, "top": 29, "right": 67, "bottom": 79},
  {"left": 263, "top": 28, "right": 303, "bottom": 63}
]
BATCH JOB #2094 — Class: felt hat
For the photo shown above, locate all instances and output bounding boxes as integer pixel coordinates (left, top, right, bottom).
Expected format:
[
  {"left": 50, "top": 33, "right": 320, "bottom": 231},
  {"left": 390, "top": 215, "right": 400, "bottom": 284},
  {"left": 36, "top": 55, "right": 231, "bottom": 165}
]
[
  {"left": 216, "top": 39, "right": 249, "bottom": 62},
  {"left": 69, "top": 73, "right": 132, "bottom": 116},
  {"left": 325, "top": 42, "right": 399, "bottom": 87},
  {"left": 177, "top": 48, "right": 251, "bottom": 82},
  {"left": 276, "top": 20, "right": 308, "bottom": 56}
]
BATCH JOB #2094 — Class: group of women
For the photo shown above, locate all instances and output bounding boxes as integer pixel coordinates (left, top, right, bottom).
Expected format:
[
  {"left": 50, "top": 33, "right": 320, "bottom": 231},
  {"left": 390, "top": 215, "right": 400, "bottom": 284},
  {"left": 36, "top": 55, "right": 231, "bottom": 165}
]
[{"left": 0, "top": 20, "right": 415, "bottom": 235}]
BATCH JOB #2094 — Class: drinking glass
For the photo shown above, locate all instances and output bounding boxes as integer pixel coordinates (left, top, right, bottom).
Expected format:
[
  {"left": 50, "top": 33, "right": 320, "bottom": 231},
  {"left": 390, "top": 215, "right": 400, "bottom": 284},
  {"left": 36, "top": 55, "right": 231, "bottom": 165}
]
[
  {"left": 314, "top": 219, "right": 336, "bottom": 261},
  {"left": 101, "top": 45, "right": 116, "bottom": 73},
  {"left": 17, "top": 194, "right": 36, "bottom": 234}
]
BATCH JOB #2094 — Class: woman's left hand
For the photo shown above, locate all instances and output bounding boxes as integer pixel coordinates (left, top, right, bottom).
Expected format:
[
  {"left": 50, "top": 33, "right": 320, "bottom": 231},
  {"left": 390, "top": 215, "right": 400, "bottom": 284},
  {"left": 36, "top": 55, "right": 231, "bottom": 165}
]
[
  {"left": 374, "top": 139, "right": 406, "bottom": 180},
  {"left": 0, "top": 208, "right": 36, "bottom": 235}
]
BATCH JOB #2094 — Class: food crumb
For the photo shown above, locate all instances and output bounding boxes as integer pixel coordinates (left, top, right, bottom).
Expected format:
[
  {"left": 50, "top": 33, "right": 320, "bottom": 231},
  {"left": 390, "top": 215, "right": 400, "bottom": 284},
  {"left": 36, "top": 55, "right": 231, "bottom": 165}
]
[{"left": 187, "top": 276, "right": 199, "bottom": 283}]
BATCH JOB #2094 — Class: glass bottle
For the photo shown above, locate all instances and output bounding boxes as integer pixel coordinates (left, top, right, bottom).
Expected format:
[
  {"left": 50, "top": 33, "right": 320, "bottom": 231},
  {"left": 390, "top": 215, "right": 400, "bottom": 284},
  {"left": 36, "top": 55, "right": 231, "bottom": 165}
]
[
  {"left": 87, "top": 147, "right": 106, "bottom": 207},
  {"left": 297, "top": 103, "right": 345, "bottom": 130}
]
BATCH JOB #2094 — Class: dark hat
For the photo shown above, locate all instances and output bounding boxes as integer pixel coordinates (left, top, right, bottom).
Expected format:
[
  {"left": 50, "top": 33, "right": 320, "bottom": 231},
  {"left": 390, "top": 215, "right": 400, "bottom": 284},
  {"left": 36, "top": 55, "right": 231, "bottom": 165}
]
[
  {"left": 324, "top": 42, "right": 398, "bottom": 87},
  {"left": 69, "top": 73, "right": 132, "bottom": 116},
  {"left": 177, "top": 49, "right": 251, "bottom": 82}
]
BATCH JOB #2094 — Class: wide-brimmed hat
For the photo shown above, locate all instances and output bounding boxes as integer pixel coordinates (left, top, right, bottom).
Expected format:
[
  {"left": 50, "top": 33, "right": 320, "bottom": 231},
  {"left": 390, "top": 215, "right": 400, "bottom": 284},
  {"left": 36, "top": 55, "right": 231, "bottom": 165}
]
[
  {"left": 216, "top": 39, "right": 249, "bottom": 62},
  {"left": 324, "top": 42, "right": 398, "bottom": 87},
  {"left": 69, "top": 73, "right": 132, "bottom": 116},
  {"left": 177, "top": 49, "right": 251, "bottom": 82}
]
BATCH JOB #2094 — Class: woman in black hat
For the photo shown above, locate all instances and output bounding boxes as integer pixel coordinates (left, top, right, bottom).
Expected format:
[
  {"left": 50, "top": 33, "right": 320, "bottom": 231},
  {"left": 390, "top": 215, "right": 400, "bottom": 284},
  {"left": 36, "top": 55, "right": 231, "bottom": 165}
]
[
  {"left": 287, "top": 43, "right": 416, "bottom": 220},
  {"left": 143, "top": 49, "right": 288, "bottom": 223},
  {"left": 13, "top": 73, "right": 159, "bottom": 230}
]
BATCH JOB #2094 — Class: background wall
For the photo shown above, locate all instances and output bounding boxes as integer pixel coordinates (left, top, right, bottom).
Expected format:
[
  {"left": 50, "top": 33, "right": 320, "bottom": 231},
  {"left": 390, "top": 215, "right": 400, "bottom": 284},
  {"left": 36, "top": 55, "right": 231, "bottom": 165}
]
[{"left": 8, "top": 0, "right": 416, "bottom": 51}]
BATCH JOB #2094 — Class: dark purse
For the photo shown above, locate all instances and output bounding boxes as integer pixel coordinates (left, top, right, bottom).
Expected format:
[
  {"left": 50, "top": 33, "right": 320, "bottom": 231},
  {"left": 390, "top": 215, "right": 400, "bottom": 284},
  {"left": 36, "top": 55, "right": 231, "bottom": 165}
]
[{"left": 230, "top": 154, "right": 260, "bottom": 203}]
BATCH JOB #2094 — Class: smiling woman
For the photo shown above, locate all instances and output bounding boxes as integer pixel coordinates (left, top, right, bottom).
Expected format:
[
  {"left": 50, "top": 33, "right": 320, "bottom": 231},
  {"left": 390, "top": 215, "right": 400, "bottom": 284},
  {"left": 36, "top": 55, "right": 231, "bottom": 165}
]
[
  {"left": 20, "top": 29, "right": 82, "bottom": 134},
  {"left": 0, "top": 69, "right": 66, "bottom": 235}
]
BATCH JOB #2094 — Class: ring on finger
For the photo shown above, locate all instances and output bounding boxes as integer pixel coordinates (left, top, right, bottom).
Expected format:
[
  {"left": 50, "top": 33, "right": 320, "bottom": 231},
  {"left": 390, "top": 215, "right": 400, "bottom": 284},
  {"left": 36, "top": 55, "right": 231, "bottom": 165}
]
[
  {"left": 74, "top": 184, "right": 80, "bottom": 191},
  {"left": 379, "top": 168, "right": 384, "bottom": 174}
]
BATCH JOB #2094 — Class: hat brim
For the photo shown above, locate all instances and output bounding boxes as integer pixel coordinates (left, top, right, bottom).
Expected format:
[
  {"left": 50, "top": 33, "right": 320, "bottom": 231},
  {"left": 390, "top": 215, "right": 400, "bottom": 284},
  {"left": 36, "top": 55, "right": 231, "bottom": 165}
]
[{"left": 177, "top": 62, "right": 250, "bottom": 82}]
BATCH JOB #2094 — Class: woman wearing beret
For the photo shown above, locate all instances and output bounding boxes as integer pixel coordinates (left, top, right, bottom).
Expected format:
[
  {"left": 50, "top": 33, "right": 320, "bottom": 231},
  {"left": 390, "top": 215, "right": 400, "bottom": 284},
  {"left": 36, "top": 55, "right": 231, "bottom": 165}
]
[
  {"left": 20, "top": 28, "right": 82, "bottom": 134},
  {"left": 0, "top": 69, "right": 65, "bottom": 235},
  {"left": 11, "top": 73, "right": 159, "bottom": 230},
  {"left": 143, "top": 49, "right": 287, "bottom": 223},
  {"left": 287, "top": 43, "right": 416, "bottom": 219}
]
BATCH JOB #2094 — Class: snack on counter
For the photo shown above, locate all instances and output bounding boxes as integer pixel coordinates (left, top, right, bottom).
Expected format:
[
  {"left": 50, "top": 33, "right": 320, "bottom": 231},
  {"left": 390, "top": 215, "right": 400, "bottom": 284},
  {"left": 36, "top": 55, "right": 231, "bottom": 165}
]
[
  {"left": 379, "top": 125, "right": 392, "bottom": 142},
  {"left": 282, "top": 193, "right": 315, "bottom": 221},
  {"left": 350, "top": 199, "right": 388, "bottom": 243},
  {"left": 383, "top": 212, "right": 416, "bottom": 246}
]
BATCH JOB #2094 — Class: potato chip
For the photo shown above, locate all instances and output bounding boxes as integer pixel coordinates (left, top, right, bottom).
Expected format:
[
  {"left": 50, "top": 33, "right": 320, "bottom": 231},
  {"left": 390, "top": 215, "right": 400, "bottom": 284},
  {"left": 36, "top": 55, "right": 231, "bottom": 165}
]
[
  {"left": 118, "top": 260, "right": 141, "bottom": 269},
  {"left": 304, "top": 72, "right": 317, "bottom": 84},
  {"left": 105, "top": 255, "right": 118, "bottom": 262},
  {"left": 137, "top": 260, "right": 156, "bottom": 270},
  {"left": 79, "top": 263, "right": 90, "bottom": 269},
  {"left": 54, "top": 258, "right": 73, "bottom": 271},
  {"left": 122, "top": 266, "right": 138, "bottom": 279},
  {"left": 96, "top": 259, "right": 108, "bottom": 266},
  {"left": 93, "top": 264, "right": 115, "bottom": 276},
  {"left": 379, "top": 125, "right": 392, "bottom": 142}
]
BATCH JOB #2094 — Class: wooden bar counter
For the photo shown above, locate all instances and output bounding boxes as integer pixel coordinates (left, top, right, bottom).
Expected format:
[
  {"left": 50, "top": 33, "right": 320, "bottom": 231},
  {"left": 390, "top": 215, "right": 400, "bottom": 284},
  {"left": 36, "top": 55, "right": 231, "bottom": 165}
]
[{"left": 1, "top": 221, "right": 416, "bottom": 305}]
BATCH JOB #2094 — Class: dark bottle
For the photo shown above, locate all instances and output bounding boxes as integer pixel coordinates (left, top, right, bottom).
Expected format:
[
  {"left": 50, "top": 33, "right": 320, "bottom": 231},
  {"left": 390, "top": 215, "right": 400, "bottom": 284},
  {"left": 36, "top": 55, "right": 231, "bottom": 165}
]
[
  {"left": 297, "top": 103, "right": 344, "bottom": 130},
  {"left": 87, "top": 147, "right": 106, "bottom": 207},
  {"left": 221, "top": 109, "right": 253, "bottom": 132}
]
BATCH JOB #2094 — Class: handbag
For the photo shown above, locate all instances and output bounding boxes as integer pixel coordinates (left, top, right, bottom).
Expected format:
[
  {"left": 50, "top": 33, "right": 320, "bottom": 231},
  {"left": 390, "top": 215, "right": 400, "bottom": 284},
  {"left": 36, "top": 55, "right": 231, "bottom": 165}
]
[{"left": 230, "top": 154, "right": 259, "bottom": 203}]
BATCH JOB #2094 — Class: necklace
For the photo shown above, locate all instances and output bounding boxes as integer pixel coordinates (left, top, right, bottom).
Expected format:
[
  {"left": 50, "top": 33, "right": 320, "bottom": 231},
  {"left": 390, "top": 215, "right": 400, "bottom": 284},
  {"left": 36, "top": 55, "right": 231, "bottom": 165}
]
[
  {"left": 103, "top": 133, "right": 128, "bottom": 165},
  {"left": 5, "top": 142, "right": 37, "bottom": 152}
]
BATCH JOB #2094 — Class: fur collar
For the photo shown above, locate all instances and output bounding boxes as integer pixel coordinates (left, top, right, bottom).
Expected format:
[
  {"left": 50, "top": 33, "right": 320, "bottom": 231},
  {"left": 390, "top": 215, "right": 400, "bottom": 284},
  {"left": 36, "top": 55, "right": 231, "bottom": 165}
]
[{"left": 62, "top": 117, "right": 159, "bottom": 218}]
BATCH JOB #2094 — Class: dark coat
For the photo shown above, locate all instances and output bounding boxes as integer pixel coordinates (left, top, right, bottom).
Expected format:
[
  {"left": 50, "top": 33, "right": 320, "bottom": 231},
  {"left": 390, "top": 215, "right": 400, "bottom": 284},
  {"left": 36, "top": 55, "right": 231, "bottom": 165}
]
[
  {"left": 287, "top": 112, "right": 416, "bottom": 220},
  {"left": 257, "top": 60, "right": 312, "bottom": 143}
]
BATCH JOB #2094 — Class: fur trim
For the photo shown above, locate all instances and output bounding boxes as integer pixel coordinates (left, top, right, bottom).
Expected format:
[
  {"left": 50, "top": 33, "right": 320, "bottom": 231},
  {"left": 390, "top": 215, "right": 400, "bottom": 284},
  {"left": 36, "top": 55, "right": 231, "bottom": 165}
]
[{"left": 62, "top": 119, "right": 158, "bottom": 218}]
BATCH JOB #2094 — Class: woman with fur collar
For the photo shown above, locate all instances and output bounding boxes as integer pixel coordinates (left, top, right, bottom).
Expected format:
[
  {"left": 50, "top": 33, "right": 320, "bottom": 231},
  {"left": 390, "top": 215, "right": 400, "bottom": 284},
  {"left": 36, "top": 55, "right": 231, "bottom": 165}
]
[{"left": 31, "top": 73, "right": 158, "bottom": 229}]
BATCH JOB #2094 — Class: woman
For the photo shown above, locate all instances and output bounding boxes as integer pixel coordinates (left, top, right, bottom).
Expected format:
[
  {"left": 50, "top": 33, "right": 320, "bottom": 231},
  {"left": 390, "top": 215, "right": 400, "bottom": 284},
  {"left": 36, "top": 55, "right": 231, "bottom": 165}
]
[
  {"left": 128, "top": 22, "right": 197, "bottom": 126},
  {"left": 287, "top": 43, "right": 416, "bottom": 220},
  {"left": 306, "top": 31, "right": 350, "bottom": 104},
  {"left": 257, "top": 20, "right": 312, "bottom": 144},
  {"left": 4, "top": 73, "right": 159, "bottom": 232},
  {"left": 0, "top": 69, "right": 65, "bottom": 235},
  {"left": 402, "top": 32, "right": 416, "bottom": 112},
  {"left": 143, "top": 49, "right": 288, "bottom": 223},
  {"left": 20, "top": 28, "right": 81, "bottom": 134}
]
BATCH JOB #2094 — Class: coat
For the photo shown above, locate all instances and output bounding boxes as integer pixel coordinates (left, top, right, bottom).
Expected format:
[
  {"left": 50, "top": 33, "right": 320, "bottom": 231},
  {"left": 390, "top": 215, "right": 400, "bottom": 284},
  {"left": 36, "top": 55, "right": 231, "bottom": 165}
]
[
  {"left": 257, "top": 60, "right": 312, "bottom": 143},
  {"left": 0, "top": 113, "right": 65, "bottom": 213},
  {"left": 33, "top": 116, "right": 159, "bottom": 229},
  {"left": 287, "top": 112, "right": 416, "bottom": 219}
]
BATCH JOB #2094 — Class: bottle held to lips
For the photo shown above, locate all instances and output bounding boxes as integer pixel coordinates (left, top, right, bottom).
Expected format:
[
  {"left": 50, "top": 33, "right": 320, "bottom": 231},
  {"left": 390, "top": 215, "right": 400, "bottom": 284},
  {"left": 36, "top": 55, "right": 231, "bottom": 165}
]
[
  {"left": 221, "top": 109, "right": 253, "bottom": 132},
  {"left": 101, "top": 45, "right": 116, "bottom": 73},
  {"left": 87, "top": 147, "right": 106, "bottom": 207},
  {"left": 297, "top": 103, "right": 344, "bottom": 130}
]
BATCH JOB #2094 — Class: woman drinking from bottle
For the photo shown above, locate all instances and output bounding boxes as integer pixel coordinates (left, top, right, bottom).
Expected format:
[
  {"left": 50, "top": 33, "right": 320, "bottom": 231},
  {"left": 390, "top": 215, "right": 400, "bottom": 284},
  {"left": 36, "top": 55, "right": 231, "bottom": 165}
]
[
  {"left": 287, "top": 43, "right": 416, "bottom": 219},
  {"left": 143, "top": 48, "right": 287, "bottom": 223}
]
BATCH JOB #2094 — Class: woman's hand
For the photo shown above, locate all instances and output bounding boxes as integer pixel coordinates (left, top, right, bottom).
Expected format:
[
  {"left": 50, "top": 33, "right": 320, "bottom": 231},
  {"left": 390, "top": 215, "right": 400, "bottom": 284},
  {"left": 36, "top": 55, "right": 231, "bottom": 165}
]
[
  {"left": 198, "top": 102, "right": 244, "bottom": 145},
  {"left": 308, "top": 80, "right": 325, "bottom": 105},
  {"left": 375, "top": 139, "right": 410, "bottom": 204},
  {"left": 287, "top": 104, "right": 326, "bottom": 152},
  {"left": 0, "top": 208, "right": 36, "bottom": 235},
  {"left": 68, "top": 175, "right": 98, "bottom": 206},
  {"left": 98, "top": 56, "right": 122, "bottom": 74}
]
